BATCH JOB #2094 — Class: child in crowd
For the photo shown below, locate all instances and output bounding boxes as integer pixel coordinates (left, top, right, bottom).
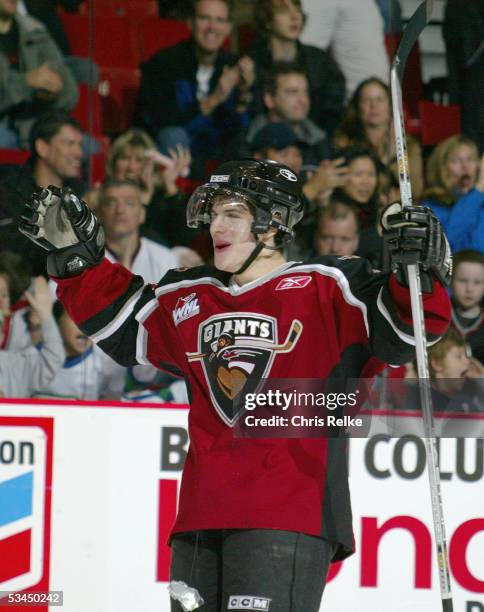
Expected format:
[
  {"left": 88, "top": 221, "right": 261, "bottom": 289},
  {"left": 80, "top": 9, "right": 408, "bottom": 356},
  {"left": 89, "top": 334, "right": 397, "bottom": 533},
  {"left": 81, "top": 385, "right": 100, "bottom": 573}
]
[
  {"left": 34, "top": 302, "right": 125, "bottom": 400},
  {"left": 0, "top": 277, "right": 65, "bottom": 398},
  {"left": 450, "top": 250, "right": 484, "bottom": 364},
  {"left": 425, "top": 329, "right": 484, "bottom": 413}
]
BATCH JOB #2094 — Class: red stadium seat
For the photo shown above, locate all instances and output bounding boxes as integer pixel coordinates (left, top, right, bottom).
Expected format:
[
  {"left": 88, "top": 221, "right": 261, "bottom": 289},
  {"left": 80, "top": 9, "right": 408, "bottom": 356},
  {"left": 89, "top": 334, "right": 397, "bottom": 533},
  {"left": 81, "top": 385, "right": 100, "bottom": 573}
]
[
  {"left": 419, "top": 101, "right": 461, "bottom": 146},
  {"left": 80, "top": 0, "right": 158, "bottom": 19},
  {"left": 98, "top": 67, "right": 141, "bottom": 133},
  {"left": 60, "top": 14, "right": 140, "bottom": 68},
  {"left": 72, "top": 83, "right": 104, "bottom": 137},
  {"left": 0, "top": 149, "right": 30, "bottom": 165},
  {"left": 139, "top": 18, "right": 191, "bottom": 62}
]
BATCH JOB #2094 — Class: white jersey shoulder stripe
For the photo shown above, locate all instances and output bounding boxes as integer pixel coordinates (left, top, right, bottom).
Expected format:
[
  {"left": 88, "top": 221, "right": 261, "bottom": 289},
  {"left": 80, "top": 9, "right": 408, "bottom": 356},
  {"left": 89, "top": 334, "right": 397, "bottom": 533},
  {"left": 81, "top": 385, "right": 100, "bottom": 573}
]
[{"left": 289, "top": 262, "right": 369, "bottom": 336}]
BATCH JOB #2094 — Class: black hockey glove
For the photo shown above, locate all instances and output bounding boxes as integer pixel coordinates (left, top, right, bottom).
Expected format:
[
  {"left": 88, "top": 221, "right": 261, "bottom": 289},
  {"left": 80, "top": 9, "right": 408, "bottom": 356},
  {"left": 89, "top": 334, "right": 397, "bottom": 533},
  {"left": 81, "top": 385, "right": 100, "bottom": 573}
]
[
  {"left": 381, "top": 202, "right": 452, "bottom": 293},
  {"left": 18, "top": 186, "right": 104, "bottom": 278}
]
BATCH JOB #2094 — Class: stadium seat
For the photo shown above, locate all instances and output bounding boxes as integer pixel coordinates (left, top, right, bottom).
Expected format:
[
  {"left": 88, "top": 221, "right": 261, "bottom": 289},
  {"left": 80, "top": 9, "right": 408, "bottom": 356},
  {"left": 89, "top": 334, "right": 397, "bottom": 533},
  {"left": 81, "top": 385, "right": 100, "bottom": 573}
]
[
  {"left": 0, "top": 149, "right": 30, "bottom": 165},
  {"left": 139, "top": 18, "right": 191, "bottom": 62},
  {"left": 60, "top": 14, "right": 140, "bottom": 68},
  {"left": 98, "top": 67, "right": 141, "bottom": 133},
  {"left": 419, "top": 100, "right": 461, "bottom": 146},
  {"left": 79, "top": 0, "right": 158, "bottom": 19},
  {"left": 72, "top": 83, "right": 104, "bottom": 137},
  {"left": 89, "top": 152, "right": 107, "bottom": 184}
]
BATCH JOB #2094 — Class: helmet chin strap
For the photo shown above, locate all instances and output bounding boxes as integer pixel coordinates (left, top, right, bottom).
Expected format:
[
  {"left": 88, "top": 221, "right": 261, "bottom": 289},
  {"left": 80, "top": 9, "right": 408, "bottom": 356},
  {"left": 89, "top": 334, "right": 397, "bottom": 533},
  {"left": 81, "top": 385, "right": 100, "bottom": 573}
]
[{"left": 233, "top": 234, "right": 281, "bottom": 275}]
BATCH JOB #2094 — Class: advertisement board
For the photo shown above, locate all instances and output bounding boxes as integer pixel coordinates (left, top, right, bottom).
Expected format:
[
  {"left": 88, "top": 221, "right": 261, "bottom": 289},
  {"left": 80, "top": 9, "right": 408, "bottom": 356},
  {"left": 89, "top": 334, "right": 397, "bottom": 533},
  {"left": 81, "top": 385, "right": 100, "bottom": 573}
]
[{"left": 0, "top": 400, "right": 482, "bottom": 612}]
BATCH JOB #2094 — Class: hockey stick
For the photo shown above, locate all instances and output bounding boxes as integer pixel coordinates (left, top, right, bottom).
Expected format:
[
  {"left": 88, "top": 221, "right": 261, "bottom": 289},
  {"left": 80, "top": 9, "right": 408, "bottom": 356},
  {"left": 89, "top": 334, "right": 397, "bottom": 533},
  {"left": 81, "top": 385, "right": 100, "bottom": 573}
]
[
  {"left": 390, "top": 2, "right": 453, "bottom": 611},
  {"left": 186, "top": 320, "right": 303, "bottom": 362}
]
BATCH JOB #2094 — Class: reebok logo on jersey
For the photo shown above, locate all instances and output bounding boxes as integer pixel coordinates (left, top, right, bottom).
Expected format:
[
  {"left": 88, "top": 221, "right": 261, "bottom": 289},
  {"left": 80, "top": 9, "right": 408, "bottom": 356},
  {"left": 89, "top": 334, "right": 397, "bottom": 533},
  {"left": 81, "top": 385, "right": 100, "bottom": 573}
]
[
  {"left": 275, "top": 275, "right": 312, "bottom": 291},
  {"left": 228, "top": 595, "right": 271, "bottom": 610},
  {"left": 172, "top": 293, "right": 200, "bottom": 326}
]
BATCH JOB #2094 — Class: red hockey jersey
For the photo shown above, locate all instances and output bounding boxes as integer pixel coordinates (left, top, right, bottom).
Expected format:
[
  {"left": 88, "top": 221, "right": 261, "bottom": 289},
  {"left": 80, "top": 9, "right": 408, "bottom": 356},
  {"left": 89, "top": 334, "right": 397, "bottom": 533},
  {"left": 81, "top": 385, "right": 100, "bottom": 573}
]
[{"left": 56, "top": 256, "right": 450, "bottom": 560}]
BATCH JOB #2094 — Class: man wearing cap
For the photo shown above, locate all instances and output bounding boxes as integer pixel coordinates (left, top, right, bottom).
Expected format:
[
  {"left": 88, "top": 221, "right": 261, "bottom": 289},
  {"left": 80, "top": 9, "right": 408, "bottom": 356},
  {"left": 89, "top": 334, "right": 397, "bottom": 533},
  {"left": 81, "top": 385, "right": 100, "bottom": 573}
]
[{"left": 250, "top": 121, "right": 349, "bottom": 211}]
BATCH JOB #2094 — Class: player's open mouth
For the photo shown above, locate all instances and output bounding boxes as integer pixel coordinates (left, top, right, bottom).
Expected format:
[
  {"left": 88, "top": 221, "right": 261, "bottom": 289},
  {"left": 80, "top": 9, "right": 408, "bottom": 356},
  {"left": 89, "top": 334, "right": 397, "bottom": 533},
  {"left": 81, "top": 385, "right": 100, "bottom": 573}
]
[{"left": 215, "top": 242, "right": 231, "bottom": 252}]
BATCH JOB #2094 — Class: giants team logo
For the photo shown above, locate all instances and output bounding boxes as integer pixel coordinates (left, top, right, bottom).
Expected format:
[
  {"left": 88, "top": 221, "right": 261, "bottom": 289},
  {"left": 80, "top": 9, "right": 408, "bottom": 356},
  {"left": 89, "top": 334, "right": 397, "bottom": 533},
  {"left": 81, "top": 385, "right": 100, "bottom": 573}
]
[
  {"left": 172, "top": 293, "right": 200, "bottom": 326},
  {"left": 186, "top": 313, "right": 302, "bottom": 426},
  {"left": 0, "top": 419, "right": 53, "bottom": 598}
]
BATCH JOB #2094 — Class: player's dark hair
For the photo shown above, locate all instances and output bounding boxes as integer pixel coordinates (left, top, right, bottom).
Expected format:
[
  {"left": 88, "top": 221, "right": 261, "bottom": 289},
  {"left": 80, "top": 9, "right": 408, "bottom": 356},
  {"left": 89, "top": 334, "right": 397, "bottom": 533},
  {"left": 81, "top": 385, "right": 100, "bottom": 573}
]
[
  {"left": 255, "top": 0, "right": 306, "bottom": 37},
  {"left": 29, "top": 111, "right": 82, "bottom": 157},
  {"left": 263, "top": 61, "right": 308, "bottom": 96}
]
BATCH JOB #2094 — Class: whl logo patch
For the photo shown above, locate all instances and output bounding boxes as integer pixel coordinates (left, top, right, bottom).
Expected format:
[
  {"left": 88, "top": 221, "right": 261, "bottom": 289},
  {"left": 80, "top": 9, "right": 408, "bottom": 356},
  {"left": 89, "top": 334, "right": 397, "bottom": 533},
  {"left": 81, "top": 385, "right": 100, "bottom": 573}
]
[
  {"left": 275, "top": 275, "right": 312, "bottom": 291},
  {"left": 228, "top": 595, "right": 271, "bottom": 610},
  {"left": 172, "top": 293, "right": 200, "bottom": 326}
]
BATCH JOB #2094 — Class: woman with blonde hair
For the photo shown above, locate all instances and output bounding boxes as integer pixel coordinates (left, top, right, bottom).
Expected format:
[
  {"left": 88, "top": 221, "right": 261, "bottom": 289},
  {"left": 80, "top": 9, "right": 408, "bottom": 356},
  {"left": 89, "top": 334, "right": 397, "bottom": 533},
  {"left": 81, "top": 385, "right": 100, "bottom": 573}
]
[
  {"left": 421, "top": 134, "right": 484, "bottom": 253},
  {"left": 106, "top": 129, "right": 190, "bottom": 206},
  {"left": 102, "top": 129, "right": 200, "bottom": 258},
  {"left": 334, "top": 76, "right": 424, "bottom": 199}
]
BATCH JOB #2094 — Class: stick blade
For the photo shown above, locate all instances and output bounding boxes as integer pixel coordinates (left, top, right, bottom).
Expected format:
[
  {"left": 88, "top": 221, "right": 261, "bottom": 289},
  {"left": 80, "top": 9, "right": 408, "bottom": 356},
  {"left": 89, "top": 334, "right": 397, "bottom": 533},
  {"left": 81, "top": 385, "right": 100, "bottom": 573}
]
[{"left": 392, "top": 0, "right": 433, "bottom": 78}]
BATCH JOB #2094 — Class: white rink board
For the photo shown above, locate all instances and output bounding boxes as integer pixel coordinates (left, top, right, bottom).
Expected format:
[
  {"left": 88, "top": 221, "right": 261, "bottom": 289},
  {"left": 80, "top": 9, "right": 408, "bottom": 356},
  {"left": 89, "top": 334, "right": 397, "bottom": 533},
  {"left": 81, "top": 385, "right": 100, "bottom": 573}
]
[{"left": 0, "top": 401, "right": 483, "bottom": 612}]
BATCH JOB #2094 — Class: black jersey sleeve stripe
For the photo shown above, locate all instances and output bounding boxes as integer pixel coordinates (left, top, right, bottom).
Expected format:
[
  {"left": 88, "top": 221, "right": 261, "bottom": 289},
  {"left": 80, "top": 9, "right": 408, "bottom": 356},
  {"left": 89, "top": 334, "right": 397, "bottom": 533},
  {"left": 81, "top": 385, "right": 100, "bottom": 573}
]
[
  {"left": 79, "top": 274, "right": 147, "bottom": 337},
  {"left": 85, "top": 283, "right": 161, "bottom": 367}
]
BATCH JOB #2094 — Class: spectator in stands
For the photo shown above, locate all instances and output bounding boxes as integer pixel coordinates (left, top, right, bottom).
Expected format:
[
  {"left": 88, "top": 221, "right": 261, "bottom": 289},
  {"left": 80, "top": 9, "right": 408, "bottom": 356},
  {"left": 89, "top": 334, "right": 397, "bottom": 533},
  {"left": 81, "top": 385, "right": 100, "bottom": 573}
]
[
  {"left": 250, "top": 122, "right": 348, "bottom": 204},
  {"left": 98, "top": 179, "right": 179, "bottom": 284},
  {"left": 0, "top": 111, "right": 84, "bottom": 273},
  {"left": 443, "top": 0, "right": 484, "bottom": 153},
  {"left": 330, "top": 147, "right": 380, "bottom": 229},
  {"left": 334, "top": 77, "right": 424, "bottom": 200},
  {"left": 0, "top": 0, "right": 78, "bottom": 148},
  {"left": 0, "top": 251, "right": 32, "bottom": 352},
  {"left": 19, "top": 0, "right": 98, "bottom": 86},
  {"left": 354, "top": 165, "right": 400, "bottom": 270},
  {"left": 314, "top": 201, "right": 360, "bottom": 257},
  {"left": 299, "top": 0, "right": 389, "bottom": 99},
  {"left": 249, "top": 121, "right": 348, "bottom": 256},
  {"left": 35, "top": 300, "right": 124, "bottom": 400},
  {"left": 105, "top": 129, "right": 198, "bottom": 250},
  {"left": 137, "top": 0, "right": 255, "bottom": 177},
  {"left": 247, "top": 62, "right": 331, "bottom": 167},
  {"left": 0, "top": 276, "right": 65, "bottom": 398},
  {"left": 247, "top": 0, "right": 345, "bottom": 137},
  {"left": 426, "top": 328, "right": 484, "bottom": 413},
  {"left": 450, "top": 250, "right": 484, "bottom": 365},
  {"left": 421, "top": 135, "right": 484, "bottom": 253}
]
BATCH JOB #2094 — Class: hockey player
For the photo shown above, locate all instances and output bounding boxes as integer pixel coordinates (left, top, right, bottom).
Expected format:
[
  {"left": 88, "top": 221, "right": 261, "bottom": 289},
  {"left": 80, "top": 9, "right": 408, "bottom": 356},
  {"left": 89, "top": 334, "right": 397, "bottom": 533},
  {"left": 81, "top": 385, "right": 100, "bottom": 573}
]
[{"left": 19, "top": 159, "right": 451, "bottom": 612}]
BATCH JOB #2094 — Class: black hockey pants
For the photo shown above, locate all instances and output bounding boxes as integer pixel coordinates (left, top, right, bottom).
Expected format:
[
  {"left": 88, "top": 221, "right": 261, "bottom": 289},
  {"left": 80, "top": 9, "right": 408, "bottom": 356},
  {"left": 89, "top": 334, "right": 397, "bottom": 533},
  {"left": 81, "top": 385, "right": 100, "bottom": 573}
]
[{"left": 170, "top": 529, "right": 337, "bottom": 612}]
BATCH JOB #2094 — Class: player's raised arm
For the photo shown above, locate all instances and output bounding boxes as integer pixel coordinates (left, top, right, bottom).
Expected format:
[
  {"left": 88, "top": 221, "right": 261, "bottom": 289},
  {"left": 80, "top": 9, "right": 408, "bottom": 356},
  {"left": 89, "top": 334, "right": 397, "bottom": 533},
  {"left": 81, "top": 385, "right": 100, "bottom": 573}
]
[{"left": 18, "top": 187, "right": 180, "bottom": 369}]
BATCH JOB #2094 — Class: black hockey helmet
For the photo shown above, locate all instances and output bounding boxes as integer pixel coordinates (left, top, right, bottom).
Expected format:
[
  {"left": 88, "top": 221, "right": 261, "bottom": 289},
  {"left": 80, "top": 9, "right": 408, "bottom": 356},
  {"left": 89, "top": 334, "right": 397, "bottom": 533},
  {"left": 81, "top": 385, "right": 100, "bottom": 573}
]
[{"left": 186, "top": 158, "right": 304, "bottom": 244}]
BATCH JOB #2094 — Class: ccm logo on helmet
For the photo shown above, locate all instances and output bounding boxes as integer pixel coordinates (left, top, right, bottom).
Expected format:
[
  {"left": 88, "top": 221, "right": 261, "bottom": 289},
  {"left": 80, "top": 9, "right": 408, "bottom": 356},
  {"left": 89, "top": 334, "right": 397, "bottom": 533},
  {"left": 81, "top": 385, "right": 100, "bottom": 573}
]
[
  {"left": 279, "top": 168, "right": 297, "bottom": 182},
  {"left": 210, "top": 174, "right": 230, "bottom": 183}
]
